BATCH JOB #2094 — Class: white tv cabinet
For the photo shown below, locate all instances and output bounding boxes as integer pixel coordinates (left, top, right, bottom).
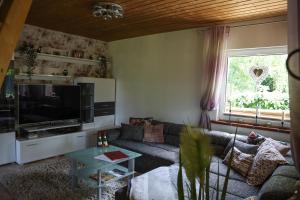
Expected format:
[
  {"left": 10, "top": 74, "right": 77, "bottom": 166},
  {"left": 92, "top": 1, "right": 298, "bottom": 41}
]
[{"left": 16, "top": 130, "right": 97, "bottom": 164}]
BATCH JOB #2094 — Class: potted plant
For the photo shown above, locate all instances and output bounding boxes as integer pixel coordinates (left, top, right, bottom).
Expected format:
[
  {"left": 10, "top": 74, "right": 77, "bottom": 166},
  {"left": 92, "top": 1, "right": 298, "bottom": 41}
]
[
  {"left": 177, "top": 126, "right": 237, "bottom": 200},
  {"left": 18, "top": 42, "right": 38, "bottom": 79}
]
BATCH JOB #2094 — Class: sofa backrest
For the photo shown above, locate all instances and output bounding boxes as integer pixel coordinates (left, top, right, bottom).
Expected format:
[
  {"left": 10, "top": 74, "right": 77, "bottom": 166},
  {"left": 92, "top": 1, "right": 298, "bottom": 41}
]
[{"left": 153, "top": 121, "right": 248, "bottom": 150}]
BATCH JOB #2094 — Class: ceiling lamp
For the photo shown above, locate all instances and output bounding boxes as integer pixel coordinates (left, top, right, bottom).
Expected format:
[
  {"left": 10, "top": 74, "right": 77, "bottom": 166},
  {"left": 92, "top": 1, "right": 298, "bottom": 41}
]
[{"left": 93, "top": 2, "right": 124, "bottom": 20}]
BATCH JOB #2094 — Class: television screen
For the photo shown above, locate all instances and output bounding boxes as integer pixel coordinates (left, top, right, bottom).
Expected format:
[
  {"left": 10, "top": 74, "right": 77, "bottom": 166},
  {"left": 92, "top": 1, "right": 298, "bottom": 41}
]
[{"left": 18, "top": 85, "right": 80, "bottom": 125}]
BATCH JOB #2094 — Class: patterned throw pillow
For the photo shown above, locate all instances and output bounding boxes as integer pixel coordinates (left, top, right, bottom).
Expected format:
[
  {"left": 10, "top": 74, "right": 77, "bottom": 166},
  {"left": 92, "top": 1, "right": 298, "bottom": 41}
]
[
  {"left": 258, "top": 137, "right": 290, "bottom": 156},
  {"left": 143, "top": 123, "right": 164, "bottom": 143},
  {"left": 223, "top": 147, "right": 254, "bottom": 177},
  {"left": 247, "top": 144, "right": 287, "bottom": 186},
  {"left": 129, "top": 117, "right": 153, "bottom": 126}
]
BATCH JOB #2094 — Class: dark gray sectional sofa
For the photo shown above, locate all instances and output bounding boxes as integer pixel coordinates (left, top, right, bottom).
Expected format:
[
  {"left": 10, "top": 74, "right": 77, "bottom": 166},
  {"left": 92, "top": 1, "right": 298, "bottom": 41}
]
[{"left": 108, "top": 121, "right": 299, "bottom": 200}]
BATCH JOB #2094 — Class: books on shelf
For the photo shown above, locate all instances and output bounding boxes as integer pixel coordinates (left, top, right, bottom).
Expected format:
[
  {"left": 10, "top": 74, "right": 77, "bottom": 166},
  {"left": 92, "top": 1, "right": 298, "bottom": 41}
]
[
  {"left": 89, "top": 168, "right": 126, "bottom": 183},
  {"left": 94, "top": 151, "right": 128, "bottom": 162}
]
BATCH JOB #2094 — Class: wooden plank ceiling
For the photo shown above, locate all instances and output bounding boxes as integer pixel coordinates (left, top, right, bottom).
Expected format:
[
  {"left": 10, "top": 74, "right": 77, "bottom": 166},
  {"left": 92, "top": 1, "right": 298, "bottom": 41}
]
[{"left": 26, "top": 0, "right": 287, "bottom": 42}]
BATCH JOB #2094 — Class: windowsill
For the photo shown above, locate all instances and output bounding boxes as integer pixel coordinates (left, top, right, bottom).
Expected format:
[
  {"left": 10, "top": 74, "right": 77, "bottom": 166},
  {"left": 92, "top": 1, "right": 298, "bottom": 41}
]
[
  {"left": 223, "top": 112, "right": 290, "bottom": 122},
  {"left": 211, "top": 119, "right": 291, "bottom": 134}
]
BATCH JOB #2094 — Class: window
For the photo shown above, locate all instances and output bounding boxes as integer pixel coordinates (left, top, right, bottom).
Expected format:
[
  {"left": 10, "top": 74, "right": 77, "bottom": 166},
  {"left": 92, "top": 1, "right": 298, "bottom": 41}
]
[{"left": 224, "top": 47, "right": 290, "bottom": 121}]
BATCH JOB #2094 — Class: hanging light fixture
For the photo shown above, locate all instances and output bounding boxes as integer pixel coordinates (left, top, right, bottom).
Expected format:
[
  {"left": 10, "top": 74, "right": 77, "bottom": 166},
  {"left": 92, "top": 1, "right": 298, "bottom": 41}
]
[{"left": 93, "top": 2, "right": 124, "bottom": 20}]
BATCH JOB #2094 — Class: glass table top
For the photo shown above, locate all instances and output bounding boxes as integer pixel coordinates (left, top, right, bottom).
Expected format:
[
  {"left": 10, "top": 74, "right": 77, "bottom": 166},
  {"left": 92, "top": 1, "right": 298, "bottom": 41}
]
[{"left": 65, "top": 145, "right": 141, "bottom": 170}]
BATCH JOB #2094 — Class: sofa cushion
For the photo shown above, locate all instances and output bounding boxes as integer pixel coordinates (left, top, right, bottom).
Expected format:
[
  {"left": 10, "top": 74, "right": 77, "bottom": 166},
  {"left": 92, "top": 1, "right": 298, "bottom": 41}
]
[
  {"left": 210, "top": 156, "right": 246, "bottom": 182},
  {"left": 207, "top": 130, "right": 248, "bottom": 147},
  {"left": 143, "top": 123, "right": 164, "bottom": 143},
  {"left": 258, "top": 165, "right": 299, "bottom": 200},
  {"left": 223, "top": 147, "right": 254, "bottom": 177},
  {"left": 164, "top": 123, "right": 184, "bottom": 136},
  {"left": 208, "top": 171, "right": 260, "bottom": 198},
  {"left": 247, "top": 144, "right": 287, "bottom": 186},
  {"left": 271, "top": 165, "right": 300, "bottom": 179},
  {"left": 120, "top": 123, "right": 144, "bottom": 141},
  {"left": 165, "top": 135, "right": 180, "bottom": 146},
  {"left": 129, "top": 117, "right": 153, "bottom": 126},
  {"left": 222, "top": 139, "right": 259, "bottom": 158},
  {"left": 258, "top": 137, "right": 290, "bottom": 156},
  {"left": 111, "top": 139, "right": 179, "bottom": 163}
]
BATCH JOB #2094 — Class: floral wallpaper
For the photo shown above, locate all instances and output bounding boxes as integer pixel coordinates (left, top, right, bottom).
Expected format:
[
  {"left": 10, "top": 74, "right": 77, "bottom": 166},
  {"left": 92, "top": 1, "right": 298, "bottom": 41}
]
[{"left": 15, "top": 24, "right": 111, "bottom": 79}]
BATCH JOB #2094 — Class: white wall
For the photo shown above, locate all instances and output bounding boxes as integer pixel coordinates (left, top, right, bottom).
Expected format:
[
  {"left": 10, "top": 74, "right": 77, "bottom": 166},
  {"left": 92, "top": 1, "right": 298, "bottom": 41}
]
[
  {"left": 109, "top": 29, "right": 204, "bottom": 125},
  {"left": 109, "top": 18, "right": 289, "bottom": 141}
]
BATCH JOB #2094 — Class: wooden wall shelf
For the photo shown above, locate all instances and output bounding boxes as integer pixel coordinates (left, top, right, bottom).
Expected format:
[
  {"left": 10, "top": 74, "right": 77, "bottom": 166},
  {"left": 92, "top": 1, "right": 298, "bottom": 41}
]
[
  {"left": 15, "top": 52, "right": 110, "bottom": 65},
  {"left": 15, "top": 73, "right": 72, "bottom": 81}
]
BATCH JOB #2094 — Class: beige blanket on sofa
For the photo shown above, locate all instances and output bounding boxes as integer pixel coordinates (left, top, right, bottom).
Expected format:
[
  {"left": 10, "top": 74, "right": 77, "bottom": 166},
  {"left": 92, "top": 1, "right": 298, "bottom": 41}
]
[{"left": 130, "top": 165, "right": 180, "bottom": 200}]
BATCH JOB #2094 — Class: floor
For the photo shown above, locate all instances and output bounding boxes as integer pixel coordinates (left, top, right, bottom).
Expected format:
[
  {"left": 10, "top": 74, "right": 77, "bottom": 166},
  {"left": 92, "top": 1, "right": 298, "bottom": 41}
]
[{"left": 0, "top": 156, "right": 126, "bottom": 200}]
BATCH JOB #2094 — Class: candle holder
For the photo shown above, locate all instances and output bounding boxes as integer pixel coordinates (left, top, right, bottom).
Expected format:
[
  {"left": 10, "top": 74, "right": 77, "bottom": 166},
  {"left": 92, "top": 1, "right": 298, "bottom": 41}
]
[
  {"left": 255, "top": 105, "right": 259, "bottom": 125},
  {"left": 281, "top": 111, "right": 285, "bottom": 128},
  {"left": 229, "top": 101, "right": 232, "bottom": 122}
]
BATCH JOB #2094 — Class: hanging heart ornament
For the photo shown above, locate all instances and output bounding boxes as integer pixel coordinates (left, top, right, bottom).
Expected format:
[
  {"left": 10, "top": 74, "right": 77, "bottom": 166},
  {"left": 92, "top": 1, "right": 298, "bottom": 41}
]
[{"left": 249, "top": 66, "right": 269, "bottom": 84}]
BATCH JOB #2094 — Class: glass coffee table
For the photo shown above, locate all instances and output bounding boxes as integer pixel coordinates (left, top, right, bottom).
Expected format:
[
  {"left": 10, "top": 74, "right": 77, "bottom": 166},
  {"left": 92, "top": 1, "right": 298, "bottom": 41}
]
[{"left": 65, "top": 145, "right": 141, "bottom": 200}]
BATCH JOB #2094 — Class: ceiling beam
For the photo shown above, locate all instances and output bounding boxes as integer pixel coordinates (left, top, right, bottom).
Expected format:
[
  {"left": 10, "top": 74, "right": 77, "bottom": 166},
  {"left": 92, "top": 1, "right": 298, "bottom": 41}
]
[{"left": 0, "top": 0, "right": 32, "bottom": 87}]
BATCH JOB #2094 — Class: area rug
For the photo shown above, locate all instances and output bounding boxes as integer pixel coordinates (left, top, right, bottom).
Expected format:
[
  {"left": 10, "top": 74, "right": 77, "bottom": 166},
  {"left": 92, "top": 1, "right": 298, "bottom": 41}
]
[{"left": 0, "top": 157, "right": 127, "bottom": 200}]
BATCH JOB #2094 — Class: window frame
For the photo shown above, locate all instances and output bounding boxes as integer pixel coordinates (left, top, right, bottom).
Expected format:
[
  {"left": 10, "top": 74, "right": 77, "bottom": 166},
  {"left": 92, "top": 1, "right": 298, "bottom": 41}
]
[{"left": 219, "top": 46, "right": 290, "bottom": 127}]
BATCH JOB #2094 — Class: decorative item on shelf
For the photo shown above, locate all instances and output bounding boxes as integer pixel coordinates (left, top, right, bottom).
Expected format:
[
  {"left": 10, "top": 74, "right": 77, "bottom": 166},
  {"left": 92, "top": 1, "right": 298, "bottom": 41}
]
[
  {"left": 97, "top": 130, "right": 109, "bottom": 147},
  {"left": 62, "top": 69, "right": 68, "bottom": 76},
  {"left": 103, "top": 132, "right": 109, "bottom": 147},
  {"left": 37, "top": 46, "right": 42, "bottom": 53},
  {"left": 249, "top": 66, "right": 269, "bottom": 85},
  {"left": 228, "top": 100, "right": 232, "bottom": 122},
  {"left": 255, "top": 105, "right": 259, "bottom": 125},
  {"left": 97, "top": 132, "right": 103, "bottom": 147},
  {"left": 72, "top": 50, "right": 84, "bottom": 58},
  {"left": 249, "top": 65, "right": 269, "bottom": 126},
  {"left": 281, "top": 111, "right": 285, "bottom": 127},
  {"left": 93, "top": 2, "right": 123, "bottom": 20},
  {"left": 18, "top": 42, "right": 38, "bottom": 79},
  {"left": 98, "top": 55, "right": 107, "bottom": 78}
]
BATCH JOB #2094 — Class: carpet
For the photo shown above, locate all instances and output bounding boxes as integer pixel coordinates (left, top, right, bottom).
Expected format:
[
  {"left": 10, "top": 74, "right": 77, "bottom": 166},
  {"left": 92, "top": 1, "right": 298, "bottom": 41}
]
[{"left": 0, "top": 157, "right": 127, "bottom": 200}]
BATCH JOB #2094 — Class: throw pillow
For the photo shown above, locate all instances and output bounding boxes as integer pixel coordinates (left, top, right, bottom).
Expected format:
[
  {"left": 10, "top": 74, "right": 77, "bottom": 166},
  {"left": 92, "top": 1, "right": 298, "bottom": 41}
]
[
  {"left": 223, "top": 147, "right": 255, "bottom": 177},
  {"left": 258, "top": 137, "right": 290, "bottom": 156},
  {"left": 247, "top": 131, "right": 265, "bottom": 145},
  {"left": 247, "top": 144, "right": 287, "bottom": 186},
  {"left": 222, "top": 139, "right": 259, "bottom": 158},
  {"left": 129, "top": 117, "right": 153, "bottom": 126},
  {"left": 120, "top": 123, "right": 144, "bottom": 141},
  {"left": 143, "top": 123, "right": 164, "bottom": 143}
]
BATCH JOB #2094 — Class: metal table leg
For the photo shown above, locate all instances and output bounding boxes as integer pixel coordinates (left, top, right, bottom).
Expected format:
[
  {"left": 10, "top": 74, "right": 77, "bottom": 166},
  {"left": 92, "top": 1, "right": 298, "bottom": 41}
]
[
  {"left": 71, "top": 159, "right": 78, "bottom": 189},
  {"left": 127, "top": 159, "right": 135, "bottom": 196},
  {"left": 97, "top": 169, "right": 102, "bottom": 200}
]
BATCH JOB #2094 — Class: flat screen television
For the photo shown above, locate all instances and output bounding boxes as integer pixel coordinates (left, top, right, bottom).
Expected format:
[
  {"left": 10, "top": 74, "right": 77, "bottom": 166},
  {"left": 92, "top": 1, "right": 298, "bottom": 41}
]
[{"left": 17, "top": 84, "right": 81, "bottom": 125}]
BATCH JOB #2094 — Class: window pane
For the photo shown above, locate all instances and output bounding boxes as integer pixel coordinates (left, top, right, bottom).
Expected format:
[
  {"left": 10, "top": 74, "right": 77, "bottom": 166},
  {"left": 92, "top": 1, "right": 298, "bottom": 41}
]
[{"left": 225, "top": 54, "right": 290, "bottom": 120}]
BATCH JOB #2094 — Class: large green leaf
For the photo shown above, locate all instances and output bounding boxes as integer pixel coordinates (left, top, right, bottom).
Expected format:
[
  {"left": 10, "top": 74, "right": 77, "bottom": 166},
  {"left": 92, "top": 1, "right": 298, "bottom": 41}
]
[
  {"left": 221, "top": 126, "right": 238, "bottom": 200},
  {"left": 177, "top": 151, "right": 185, "bottom": 200}
]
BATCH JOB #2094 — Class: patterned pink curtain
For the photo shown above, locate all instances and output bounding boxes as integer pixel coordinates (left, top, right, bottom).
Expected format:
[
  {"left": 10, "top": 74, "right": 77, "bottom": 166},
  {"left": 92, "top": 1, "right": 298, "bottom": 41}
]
[{"left": 199, "top": 26, "right": 230, "bottom": 129}]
